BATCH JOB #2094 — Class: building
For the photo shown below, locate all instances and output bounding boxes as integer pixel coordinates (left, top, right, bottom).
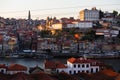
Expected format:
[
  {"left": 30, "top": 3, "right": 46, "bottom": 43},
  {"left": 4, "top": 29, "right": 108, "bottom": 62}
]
[
  {"left": 0, "top": 64, "right": 7, "bottom": 74},
  {"left": 96, "top": 29, "right": 119, "bottom": 38},
  {"left": 28, "top": 10, "right": 31, "bottom": 20},
  {"left": 79, "top": 7, "right": 99, "bottom": 21},
  {"left": 0, "top": 64, "right": 27, "bottom": 74},
  {"left": 7, "top": 64, "right": 27, "bottom": 74},
  {"left": 37, "top": 38, "right": 59, "bottom": 53},
  {"left": 52, "top": 23, "right": 63, "bottom": 30},
  {"left": 44, "top": 57, "right": 105, "bottom": 74},
  {"left": 66, "top": 21, "right": 93, "bottom": 29}
]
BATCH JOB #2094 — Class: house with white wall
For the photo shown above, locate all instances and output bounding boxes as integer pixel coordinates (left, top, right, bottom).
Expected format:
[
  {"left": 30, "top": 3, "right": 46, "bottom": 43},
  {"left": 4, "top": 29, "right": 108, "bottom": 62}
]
[
  {"left": 0, "top": 64, "right": 7, "bottom": 74},
  {"left": 0, "top": 64, "right": 27, "bottom": 74},
  {"left": 44, "top": 57, "right": 105, "bottom": 74}
]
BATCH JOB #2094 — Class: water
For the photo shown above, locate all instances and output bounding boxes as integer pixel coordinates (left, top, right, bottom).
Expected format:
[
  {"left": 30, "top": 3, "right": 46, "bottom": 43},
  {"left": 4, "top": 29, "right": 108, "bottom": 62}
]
[
  {"left": 0, "top": 58, "right": 44, "bottom": 68},
  {"left": 0, "top": 58, "right": 120, "bottom": 72}
]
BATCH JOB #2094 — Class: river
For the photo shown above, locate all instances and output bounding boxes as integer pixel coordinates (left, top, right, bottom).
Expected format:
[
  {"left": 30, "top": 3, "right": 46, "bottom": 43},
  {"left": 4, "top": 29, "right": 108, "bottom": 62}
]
[{"left": 0, "top": 58, "right": 120, "bottom": 72}]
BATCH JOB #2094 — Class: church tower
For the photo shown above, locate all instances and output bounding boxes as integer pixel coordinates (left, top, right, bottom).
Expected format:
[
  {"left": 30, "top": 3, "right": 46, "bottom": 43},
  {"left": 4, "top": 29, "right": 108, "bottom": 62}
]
[{"left": 28, "top": 10, "right": 31, "bottom": 20}]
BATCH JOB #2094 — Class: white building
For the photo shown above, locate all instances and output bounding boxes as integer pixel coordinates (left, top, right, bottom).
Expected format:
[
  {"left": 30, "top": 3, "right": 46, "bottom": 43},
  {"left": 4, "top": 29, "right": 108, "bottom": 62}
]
[
  {"left": 67, "top": 21, "right": 93, "bottom": 29},
  {"left": 44, "top": 57, "right": 105, "bottom": 74},
  {"left": 76, "top": 21, "right": 93, "bottom": 28},
  {"left": 96, "top": 29, "right": 119, "bottom": 38},
  {"left": 80, "top": 7, "right": 99, "bottom": 21}
]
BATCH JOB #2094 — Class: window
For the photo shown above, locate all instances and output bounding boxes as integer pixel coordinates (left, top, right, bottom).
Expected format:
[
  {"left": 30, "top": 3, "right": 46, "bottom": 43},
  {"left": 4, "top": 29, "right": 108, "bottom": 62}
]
[
  {"left": 91, "top": 68, "right": 93, "bottom": 73},
  {"left": 82, "top": 70, "right": 84, "bottom": 73},
  {"left": 69, "top": 70, "right": 72, "bottom": 74},
  {"left": 1, "top": 70, "right": 4, "bottom": 73},
  {"left": 78, "top": 64, "right": 80, "bottom": 68},
  {"left": 86, "top": 64, "right": 89, "bottom": 67},
  {"left": 86, "top": 70, "right": 89, "bottom": 73},
  {"left": 78, "top": 71, "right": 80, "bottom": 73},
  {"left": 82, "top": 64, "right": 85, "bottom": 68},
  {"left": 74, "top": 70, "right": 76, "bottom": 74},
  {"left": 57, "top": 70, "right": 59, "bottom": 73},
  {"left": 96, "top": 68, "right": 99, "bottom": 72},
  {"left": 74, "top": 64, "right": 76, "bottom": 68}
]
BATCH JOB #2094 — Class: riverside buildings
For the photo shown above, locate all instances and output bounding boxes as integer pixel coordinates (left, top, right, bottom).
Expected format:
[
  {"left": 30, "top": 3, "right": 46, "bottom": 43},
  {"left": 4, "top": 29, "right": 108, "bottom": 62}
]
[
  {"left": 44, "top": 57, "right": 105, "bottom": 74},
  {"left": 0, "top": 8, "right": 120, "bottom": 55}
]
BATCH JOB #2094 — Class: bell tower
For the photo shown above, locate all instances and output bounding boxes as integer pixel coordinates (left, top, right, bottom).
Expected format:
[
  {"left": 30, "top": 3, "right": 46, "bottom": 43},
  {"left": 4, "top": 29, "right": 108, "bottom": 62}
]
[{"left": 28, "top": 10, "right": 31, "bottom": 20}]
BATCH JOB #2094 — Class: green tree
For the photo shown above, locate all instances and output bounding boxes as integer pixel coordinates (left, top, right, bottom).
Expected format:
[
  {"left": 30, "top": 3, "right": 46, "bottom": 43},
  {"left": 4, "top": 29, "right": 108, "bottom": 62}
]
[
  {"left": 81, "top": 30, "right": 96, "bottom": 41},
  {"left": 39, "top": 30, "right": 51, "bottom": 38},
  {"left": 113, "top": 10, "right": 118, "bottom": 17},
  {"left": 119, "top": 13, "right": 120, "bottom": 16}
]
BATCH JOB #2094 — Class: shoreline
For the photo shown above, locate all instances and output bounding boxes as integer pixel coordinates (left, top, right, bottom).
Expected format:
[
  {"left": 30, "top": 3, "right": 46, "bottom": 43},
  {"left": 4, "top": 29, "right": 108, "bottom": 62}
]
[{"left": 0, "top": 54, "right": 120, "bottom": 59}]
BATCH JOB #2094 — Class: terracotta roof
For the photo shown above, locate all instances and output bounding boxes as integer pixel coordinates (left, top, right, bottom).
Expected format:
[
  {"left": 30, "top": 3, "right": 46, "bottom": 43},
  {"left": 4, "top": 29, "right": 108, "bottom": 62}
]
[
  {"left": 7, "top": 64, "right": 27, "bottom": 71},
  {"left": 101, "top": 69, "right": 118, "bottom": 77},
  {"left": 67, "top": 57, "right": 98, "bottom": 64},
  {"left": 55, "top": 62, "right": 67, "bottom": 68},
  {"left": 11, "top": 72, "right": 33, "bottom": 80},
  {"left": 30, "top": 72, "right": 58, "bottom": 80},
  {"left": 45, "top": 60, "right": 67, "bottom": 69},
  {"left": 45, "top": 60, "right": 56, "bottom": 69},
  {"left": 0, "top": 64, "right": 7, "bottom": 68}
]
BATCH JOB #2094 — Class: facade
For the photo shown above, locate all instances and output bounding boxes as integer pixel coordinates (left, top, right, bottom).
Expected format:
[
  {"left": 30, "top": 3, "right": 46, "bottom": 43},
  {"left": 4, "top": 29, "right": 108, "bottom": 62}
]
[
  {"left": 80, "top": 7, "right": 99, "bottom": 21},
  {"left": 37, "top": 38, "right": 59, "bottom": 53},
  {"left": 96, "top": 29, "right": 119, "bottom": 38},
  {"left": 0, "top": 64, "right": 7, "bottom": 74},
  {"left": 66, "top": 21, "right": 93, "bottom": 29},
  {"left": 45, "top": 57, "right": 105, "bottom": 74},
  {"left": 0, "top": 64, "right": 27, "bottom": 74},
  {"left": 76, "top": 21, "right": 93, "bottom": 28},
  {"left": 102, "top": 17, "right": 114, "bottom": 22},
  {"left": 52, "top": 23, "right": 63, "bottom": 30}
]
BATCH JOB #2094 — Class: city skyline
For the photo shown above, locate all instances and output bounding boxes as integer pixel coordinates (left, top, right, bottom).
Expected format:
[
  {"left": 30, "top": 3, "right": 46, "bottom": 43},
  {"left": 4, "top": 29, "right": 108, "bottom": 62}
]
[{"left": 0, "top": 0, "right": 120, "bottom": 19}]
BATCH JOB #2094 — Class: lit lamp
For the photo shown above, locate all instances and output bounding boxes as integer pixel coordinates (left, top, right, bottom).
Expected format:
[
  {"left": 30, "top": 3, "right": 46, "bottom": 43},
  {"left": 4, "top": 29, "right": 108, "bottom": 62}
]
[{"left": 74, "top": 34, "right": 80, "bottom": 53}]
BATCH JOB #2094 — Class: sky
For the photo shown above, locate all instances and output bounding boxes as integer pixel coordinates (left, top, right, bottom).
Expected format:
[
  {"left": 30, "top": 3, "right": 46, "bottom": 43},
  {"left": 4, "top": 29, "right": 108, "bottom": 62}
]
[{"left": 0, "top": 0, "right": 120, "bottom": 19}]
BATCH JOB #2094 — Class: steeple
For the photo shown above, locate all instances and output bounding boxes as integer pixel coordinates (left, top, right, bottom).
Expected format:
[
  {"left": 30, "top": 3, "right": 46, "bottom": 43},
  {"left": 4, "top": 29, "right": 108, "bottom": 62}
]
[{"left": 28, "top": 10, "right": 31, "bottom": 20}]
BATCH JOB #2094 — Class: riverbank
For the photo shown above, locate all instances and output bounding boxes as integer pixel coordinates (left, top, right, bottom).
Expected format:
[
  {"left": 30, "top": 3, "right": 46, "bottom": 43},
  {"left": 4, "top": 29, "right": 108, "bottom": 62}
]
[
  {"left": 49, "top": 53, "right": 120, "bottom": 59},
  {"left": 1, "top": 52, "right": 120, "bottom": 59}
]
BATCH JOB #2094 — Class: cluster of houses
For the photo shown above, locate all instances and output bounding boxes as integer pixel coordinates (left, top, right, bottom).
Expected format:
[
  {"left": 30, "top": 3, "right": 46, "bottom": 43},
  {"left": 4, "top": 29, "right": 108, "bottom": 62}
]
[
  {"left": 0, "top": 57, "right": 106, "bottom": 75},
  {"left": 44, "top": 57, "right": 106, "bottom": 74},
  {"left": 0, "top": 7, "right": 120, "bottom": 55},
  {"left": 0, "top": 63, "right": 44, "bottom": 74}
]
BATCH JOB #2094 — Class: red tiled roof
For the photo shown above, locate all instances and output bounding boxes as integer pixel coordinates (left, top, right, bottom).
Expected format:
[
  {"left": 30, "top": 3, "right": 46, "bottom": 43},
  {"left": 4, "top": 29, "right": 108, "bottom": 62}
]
[
  {"left": 45, "top": 60, "right": 67, "bottom": 69},
  {"left": 31, "top": 72, "right": 58, "bottom": 80},
  {"left": 45, "top": 60, "right": 56, "bottom": 69},
  {"left": 0, "top": 64, "right": 7, "bottom": 68},
  {"left": 7, "top": 64, "right": 27, "bottom": 71},
  {"left": 67, "top": 57, "right": 97, "bottom": 64},
  {"left": 55, "top": 62, "right": 67, "bottom": 68},
  {"left": 12, "top": 72, "right": 33, "bottom": 80},
  {"left": 101, "top": 69, "right": 118, "bottom": 77}
]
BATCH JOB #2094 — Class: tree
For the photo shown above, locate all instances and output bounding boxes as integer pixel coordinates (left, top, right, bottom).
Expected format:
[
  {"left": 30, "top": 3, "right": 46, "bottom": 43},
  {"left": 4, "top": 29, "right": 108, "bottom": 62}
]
[
  {"left": 81, "top": 30, "right": 96, "bottom": 41},
  {"left": 99, "top": 10, "right": 104, "bottom": 19},
  {"left": 119, "top": 13, "right": 120, "bottom": 16},
  {"left": 113, "top": 10, "right": 118, "bottom": 17},
  {"left": 39, "top": 30, "right": 51, "bottom": 38}
]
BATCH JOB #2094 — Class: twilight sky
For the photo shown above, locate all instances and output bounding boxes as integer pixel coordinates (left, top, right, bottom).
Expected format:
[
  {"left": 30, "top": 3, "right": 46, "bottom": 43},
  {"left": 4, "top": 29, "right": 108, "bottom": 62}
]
[{"left": 0, "top": 0, "right": 120, "bottom": 19}]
